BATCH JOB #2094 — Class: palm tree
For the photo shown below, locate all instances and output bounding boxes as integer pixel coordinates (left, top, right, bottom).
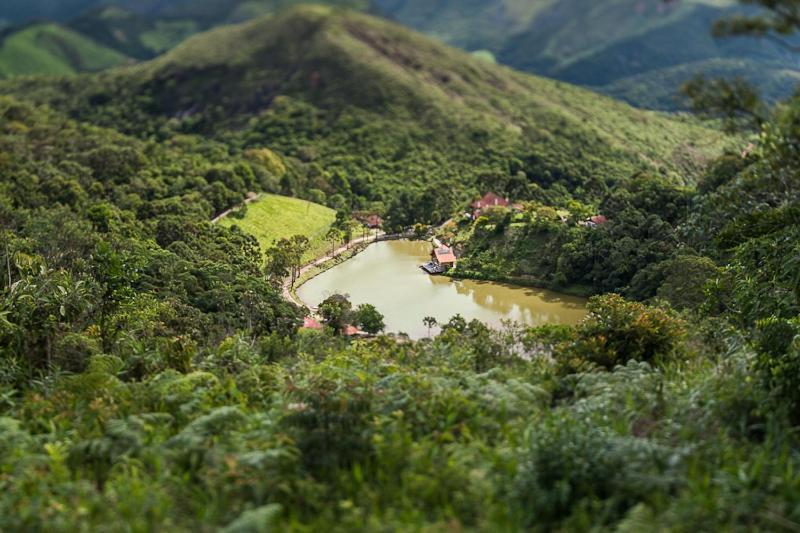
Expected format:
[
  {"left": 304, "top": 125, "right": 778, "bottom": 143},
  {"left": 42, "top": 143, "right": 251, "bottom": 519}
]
[
  {"left": 326, "top": 227, "right": 341, "bottom": 258},
  {"left": 423, "top": 316, "right": 438, "bottom": 338}
]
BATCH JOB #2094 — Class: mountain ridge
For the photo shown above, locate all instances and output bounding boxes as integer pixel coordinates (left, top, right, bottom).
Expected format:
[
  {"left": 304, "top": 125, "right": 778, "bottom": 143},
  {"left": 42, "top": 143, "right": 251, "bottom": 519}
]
[
  {"left": 0, "top": 5, "right": 735, "bottom": 226},
  {"left": 0, "top": 0, "right": 796, "bottom": 109}
]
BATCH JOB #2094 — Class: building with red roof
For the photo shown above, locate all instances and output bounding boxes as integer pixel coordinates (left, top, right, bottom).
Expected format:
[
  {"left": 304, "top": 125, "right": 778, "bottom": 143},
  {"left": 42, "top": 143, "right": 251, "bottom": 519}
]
[
  {"left": 470, "top": 192, "right": 525, "bottom": 218},
  {"left": 355, "top": 212, "right": 384, "bottom": 228},
  {"left": 433, "top": 246, "right": 457, "bottom": 270},
  {"left": 580, "top": 215, "right": 609, "bottom": 228},
  {"left": 343, "top": 325, "right": 365, "bottom": 337},
  {"left": 471, "top": 192, "right": 510, "bottom": 212},
  {"left": 303, "top": 316, "right": 323, "bottom": 330}
]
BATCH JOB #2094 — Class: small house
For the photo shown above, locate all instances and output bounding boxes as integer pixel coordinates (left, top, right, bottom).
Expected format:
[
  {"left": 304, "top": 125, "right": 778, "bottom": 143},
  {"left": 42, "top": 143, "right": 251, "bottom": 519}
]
[
  {"left": 364, "top": 214, "right": 383, "bottom": 228},
  {"left": 471, "top": 192, "right": 510, "bottom": 218},
  {"left": 303, "top": 316, "right": 323, "bottom": 330},
  {"left": 421, "top": 245, "right": 458, "bottom": 274},
  {"left": 434, "top": 246, "right": 457, "bottom": 271},
  {"left": 343, "top": 325, "right": 369, "bottom": 337},
  {"left": 355, "top": 212, "right": 384, "bottom": 228},
  {"left": 581, "top": 215, "right": 608, "bottom": 228}
]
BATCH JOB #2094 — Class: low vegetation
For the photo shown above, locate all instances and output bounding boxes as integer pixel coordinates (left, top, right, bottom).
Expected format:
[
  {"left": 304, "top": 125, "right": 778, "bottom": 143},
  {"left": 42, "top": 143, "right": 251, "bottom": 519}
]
[
  {"left": 2, "top": 2, "right": 800, "bottom": 531},
  {"left": 218, "top": 193, "right": 336, "bottom": 263}
]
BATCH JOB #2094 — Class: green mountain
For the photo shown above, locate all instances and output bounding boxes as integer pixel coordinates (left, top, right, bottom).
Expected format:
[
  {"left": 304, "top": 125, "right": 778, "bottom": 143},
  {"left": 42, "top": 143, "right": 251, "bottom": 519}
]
[
  {"left": 64, "top": 2, "right": 368, "bottom": 60},
  {"left": 67, "top": 5, "right": 198, "bottom": 59},
  {"left": 0, "top": 0, "right": 364, "bottom": 23},
  {"left": 0, "top": 0, "right": 100, "bottom": 24},
  {"left": 4, "top": 4, "right": 800, "bottom": 532},
  {"left": 374, "top": 0, "right": 800, "bottom": 109},
  {"left": 0, "top": 6, "right": 733, "bottom": 223},
  {"left": 1, "top": 0, "right": 796, "bottom": 109},
  {"left": 0, "top": 22, "right": 128, "bottom": 78}
]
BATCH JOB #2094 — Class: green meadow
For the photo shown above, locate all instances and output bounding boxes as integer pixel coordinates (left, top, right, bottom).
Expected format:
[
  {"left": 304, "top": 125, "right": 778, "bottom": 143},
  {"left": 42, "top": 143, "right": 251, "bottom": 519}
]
[{"left": 219, "top": 194, "right": 336, "bottom": 263}]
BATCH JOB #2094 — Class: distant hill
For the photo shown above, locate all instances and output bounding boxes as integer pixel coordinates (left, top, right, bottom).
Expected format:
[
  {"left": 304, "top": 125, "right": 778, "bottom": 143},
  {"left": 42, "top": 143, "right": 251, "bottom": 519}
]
[
  {"left": 67, "top": 6, "right": 198, "bottom": 60},
  {"left": 373, "top": 0, "right": 800, "bottom": 109},
  {"left": 0, "top": 5, "right": 733, "bottom": 214},
  {"left": 0, "top": 0, "right": 368, "bottom": 26},
  {"left": 0, "top": 0, "right": 100, "bottom": 24},
  {"left": 0, "top": 1, "right": 795, "bottom": 109},
  {"left": 0, "top": 22, "right": 128, "bottom": 78}
]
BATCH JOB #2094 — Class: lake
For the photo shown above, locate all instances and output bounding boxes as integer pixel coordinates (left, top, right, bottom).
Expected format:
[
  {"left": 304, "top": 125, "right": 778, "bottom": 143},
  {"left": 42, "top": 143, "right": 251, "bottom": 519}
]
[{"left": 297, "top": 239, "right": 588, "bottom": 339}]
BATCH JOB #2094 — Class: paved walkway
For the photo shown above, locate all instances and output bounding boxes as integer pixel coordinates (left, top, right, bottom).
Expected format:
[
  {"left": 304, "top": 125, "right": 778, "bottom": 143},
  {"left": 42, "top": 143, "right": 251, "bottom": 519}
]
[
  {"left": 282, "top": 232, "right": 383, "bottom": 308},
  {"left": 210, "top": 192, "right": 262, "bottom": 224}
]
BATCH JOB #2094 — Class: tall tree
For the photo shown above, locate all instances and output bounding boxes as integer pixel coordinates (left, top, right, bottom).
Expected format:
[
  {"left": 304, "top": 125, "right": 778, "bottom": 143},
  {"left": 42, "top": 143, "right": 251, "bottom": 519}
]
[
  {"left": 354, "top": 304, "right": 385, "bottom": 335},
  {"left": 319, "top": 294, "right": 353, "bottom": 335}
]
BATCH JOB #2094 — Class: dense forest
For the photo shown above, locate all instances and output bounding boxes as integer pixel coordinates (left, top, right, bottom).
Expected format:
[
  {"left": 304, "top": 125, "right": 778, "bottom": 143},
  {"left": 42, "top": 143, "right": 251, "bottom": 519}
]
[
  {"left": 1, "top": 1, "right": 800, "bottom": 531},
  {"left": 0, "top": 6, "right": 731, "bottom": 229}
]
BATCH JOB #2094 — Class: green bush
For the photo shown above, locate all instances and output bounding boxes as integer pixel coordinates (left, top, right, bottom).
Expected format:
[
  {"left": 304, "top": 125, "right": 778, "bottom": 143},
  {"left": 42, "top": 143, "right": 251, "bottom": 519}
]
[
  {"left": 512, "top": 414, "right": 675, "bottom": 528},
  {"left": 755, "top": 317, "right": 800, "bottom": 422},
  {"left": 562, "top": 294, "right": 686, "bottom": 372}
]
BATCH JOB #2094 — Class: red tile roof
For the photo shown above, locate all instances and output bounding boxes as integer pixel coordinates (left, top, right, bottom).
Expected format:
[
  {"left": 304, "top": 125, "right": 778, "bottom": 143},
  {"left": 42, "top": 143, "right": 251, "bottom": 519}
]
[
  {"left": 303, "top": 317, "right": 323, "bottom": 330},
  {"left": 590, "top": 215, "right": 608, "bottom": 225},
  {"left": 355, "top": 213, "right": 384, "bottom": 228},
  {"left": 344, "top": 325, "right": 365, "bottom": 336},
  {"left": 434, "top": 247, "right": 457, "bottom": 264},
  {"left": 471, "top": 192, "right": 510, "bottom": 210}
]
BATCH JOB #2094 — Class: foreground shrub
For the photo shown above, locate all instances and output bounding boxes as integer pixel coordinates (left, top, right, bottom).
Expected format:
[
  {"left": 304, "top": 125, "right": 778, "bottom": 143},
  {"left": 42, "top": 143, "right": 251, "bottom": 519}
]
[
  {"left": 561, "top": 294, "right": 686, "bottom": 372},
  {"left": 755, "top": 316, "right": 800, "bottom": 423},
  {"left": 512, "top": 414, "right": 677, "bottom": 529}
]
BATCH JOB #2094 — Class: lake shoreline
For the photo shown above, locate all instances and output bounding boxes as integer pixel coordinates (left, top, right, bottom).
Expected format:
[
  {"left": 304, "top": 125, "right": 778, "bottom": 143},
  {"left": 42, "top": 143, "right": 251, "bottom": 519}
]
[
  {"left": 296, "top": 239, "right": 587, "bottom": 338},
  {"left": 448, "top": 270, "right": 596, "bottom": 299},
  {"left": 290, "top": 240, "right": 373, "bottom": 309}
]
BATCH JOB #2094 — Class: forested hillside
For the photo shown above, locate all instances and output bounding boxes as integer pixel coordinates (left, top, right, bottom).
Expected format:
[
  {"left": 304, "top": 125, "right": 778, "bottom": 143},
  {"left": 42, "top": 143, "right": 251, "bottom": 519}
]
[
  {"left": 374, "top": 0, "right": 800, "bottom": 108},
  {"left": 2, "top": 2, "right": 800, "bottom": 531},
  {"left": 0, "top": 22, "right": 128, "bottom": 78},
  {"left": 0, "top": 6, "right": 733, "bottom": 229},
  {"left": 1, "top": 0, "right": 796, "bottom": 109}
]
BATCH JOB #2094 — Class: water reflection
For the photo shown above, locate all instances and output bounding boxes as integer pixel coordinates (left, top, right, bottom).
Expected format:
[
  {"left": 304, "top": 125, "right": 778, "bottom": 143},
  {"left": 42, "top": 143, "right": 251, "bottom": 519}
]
[{"left": 297, "top": 240, "right": 587, "bottom": 339}]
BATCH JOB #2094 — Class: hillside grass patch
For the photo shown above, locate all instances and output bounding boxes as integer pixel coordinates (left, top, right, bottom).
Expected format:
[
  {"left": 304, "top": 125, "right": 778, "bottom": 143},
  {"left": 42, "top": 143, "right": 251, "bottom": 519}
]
[{"left": 219, "top": 194, "right": 336, "bottom": 262}]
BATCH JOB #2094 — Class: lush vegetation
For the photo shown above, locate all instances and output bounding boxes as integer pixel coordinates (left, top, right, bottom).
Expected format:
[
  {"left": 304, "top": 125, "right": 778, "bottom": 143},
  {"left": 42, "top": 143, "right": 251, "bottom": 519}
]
[
  {"left": 218, "top": 193, "right": 336, "bottom": 264},
  {"left": 0, "top": 6, "right": 733, "bottom": 234},
  {"left": 2, "top": 0, "right": 797, "bottom": 110},
  {"left": 2, "top": 2, "right": 800, "bottom": 531},
  {"left": 445, "top": 171, "right": 699, "bottom": 297}
]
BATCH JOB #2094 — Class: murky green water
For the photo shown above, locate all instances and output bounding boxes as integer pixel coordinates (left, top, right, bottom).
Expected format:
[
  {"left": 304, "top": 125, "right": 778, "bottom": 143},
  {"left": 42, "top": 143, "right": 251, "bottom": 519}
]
[{"left": 297, "top": 240, "right": 587, "bottom": 339}]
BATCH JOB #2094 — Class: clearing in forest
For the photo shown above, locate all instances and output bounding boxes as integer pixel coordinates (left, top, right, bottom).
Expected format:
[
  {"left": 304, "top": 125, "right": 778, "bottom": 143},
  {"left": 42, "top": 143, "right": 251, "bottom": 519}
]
[{"left": 218, "top": 194, "right": 336, "bottom": 263}]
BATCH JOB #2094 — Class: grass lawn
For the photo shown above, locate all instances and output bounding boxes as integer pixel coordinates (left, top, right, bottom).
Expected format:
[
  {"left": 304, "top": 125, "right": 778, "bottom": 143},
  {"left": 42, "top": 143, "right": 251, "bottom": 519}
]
[{"left": 219, "top": 194, "right": 336, "bottom": 263}]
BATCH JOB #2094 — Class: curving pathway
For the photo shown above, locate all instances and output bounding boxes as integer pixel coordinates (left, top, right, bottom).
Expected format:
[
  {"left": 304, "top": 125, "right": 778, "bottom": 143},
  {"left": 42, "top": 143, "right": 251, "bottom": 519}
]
[{"left": 282, "top": 232, "right": 384, "bottom": 308}]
